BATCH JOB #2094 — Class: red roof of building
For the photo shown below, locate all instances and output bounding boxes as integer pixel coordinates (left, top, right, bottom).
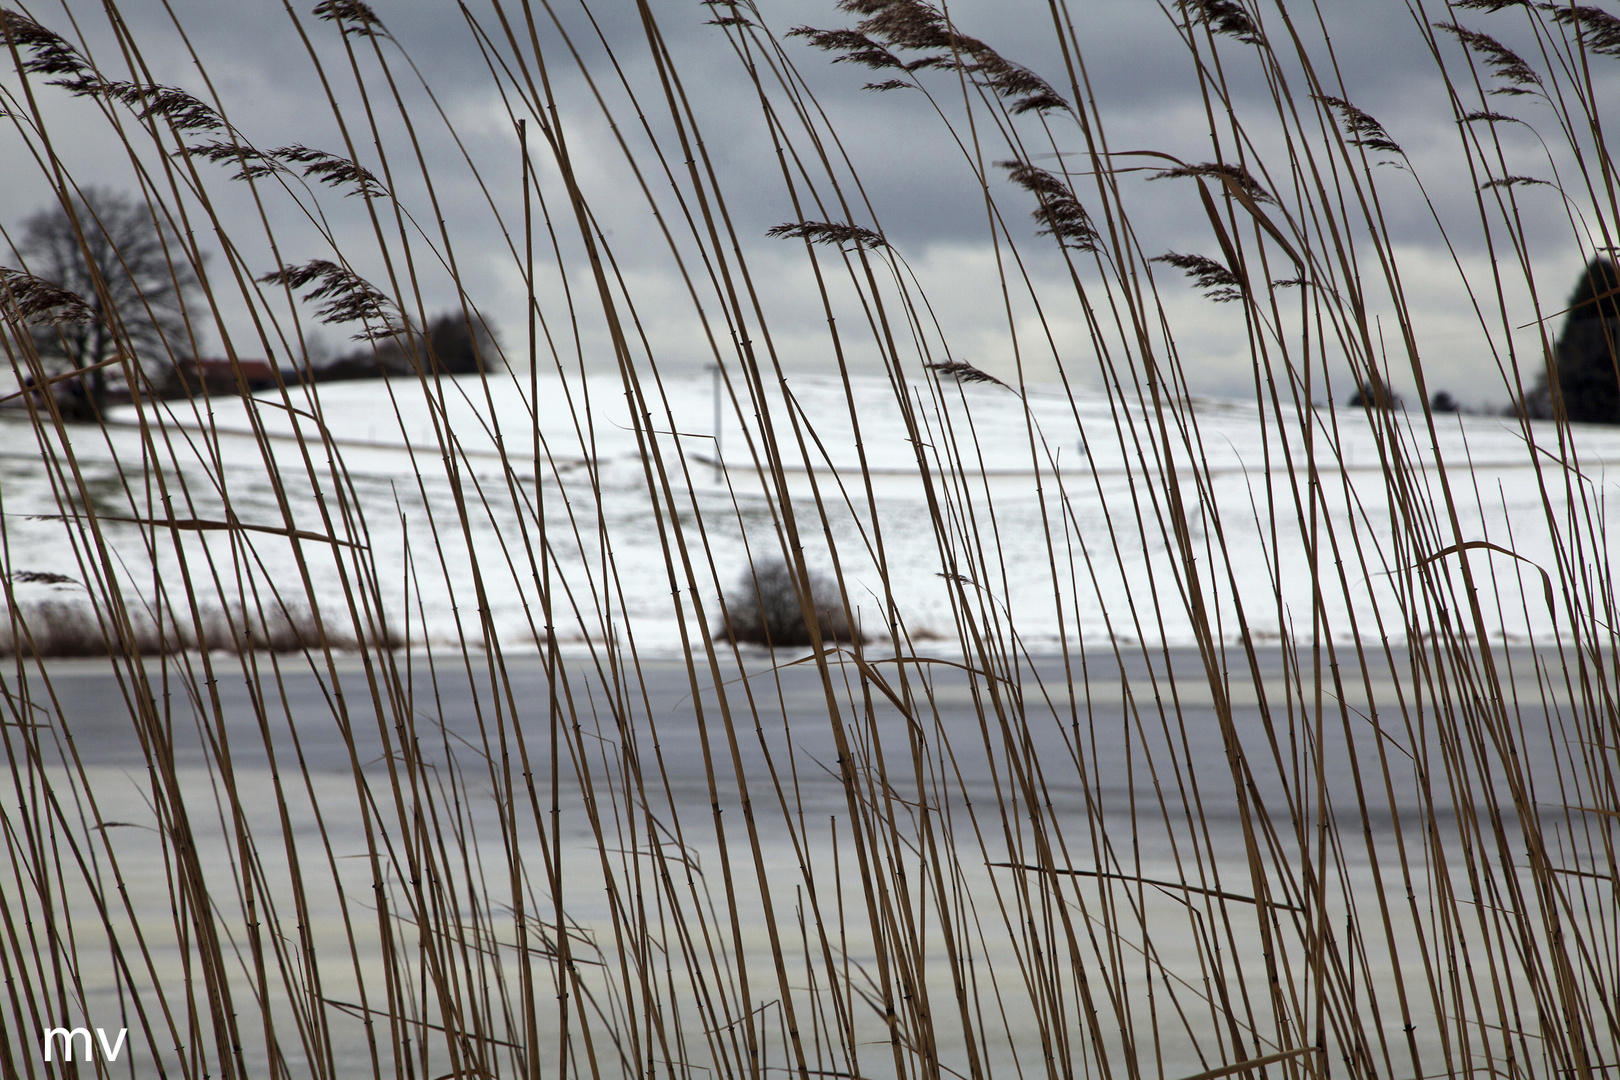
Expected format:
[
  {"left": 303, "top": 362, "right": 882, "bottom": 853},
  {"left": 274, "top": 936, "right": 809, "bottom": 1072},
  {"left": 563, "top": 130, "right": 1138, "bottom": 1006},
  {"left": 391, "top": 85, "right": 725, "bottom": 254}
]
[{"left": 186, "top": 357, "right": 276, "bottom": 381}]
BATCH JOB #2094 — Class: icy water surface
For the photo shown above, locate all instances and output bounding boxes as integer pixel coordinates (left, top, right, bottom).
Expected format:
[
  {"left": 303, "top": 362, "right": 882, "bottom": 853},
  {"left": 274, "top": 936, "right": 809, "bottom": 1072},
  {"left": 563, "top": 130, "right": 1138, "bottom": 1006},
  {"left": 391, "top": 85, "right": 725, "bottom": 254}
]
[{"left": 10, "top": 644, "right": 1606, "bottom": 1079}]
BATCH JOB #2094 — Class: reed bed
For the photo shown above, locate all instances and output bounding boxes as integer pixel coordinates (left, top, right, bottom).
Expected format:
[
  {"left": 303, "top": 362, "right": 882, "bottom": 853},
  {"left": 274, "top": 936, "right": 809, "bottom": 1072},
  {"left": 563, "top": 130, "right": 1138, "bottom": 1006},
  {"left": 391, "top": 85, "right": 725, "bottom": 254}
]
[{"left": 1, "top": 1, "right": 1617, "bottom": 1079}]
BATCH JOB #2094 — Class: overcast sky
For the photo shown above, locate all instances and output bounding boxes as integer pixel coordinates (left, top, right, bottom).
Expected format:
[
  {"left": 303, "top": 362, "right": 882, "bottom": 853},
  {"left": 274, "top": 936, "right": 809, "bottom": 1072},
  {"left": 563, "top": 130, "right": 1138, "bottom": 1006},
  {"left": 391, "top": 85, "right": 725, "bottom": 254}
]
[{"left": 3, "top": 0, "right": 1613, "bottom": 407}]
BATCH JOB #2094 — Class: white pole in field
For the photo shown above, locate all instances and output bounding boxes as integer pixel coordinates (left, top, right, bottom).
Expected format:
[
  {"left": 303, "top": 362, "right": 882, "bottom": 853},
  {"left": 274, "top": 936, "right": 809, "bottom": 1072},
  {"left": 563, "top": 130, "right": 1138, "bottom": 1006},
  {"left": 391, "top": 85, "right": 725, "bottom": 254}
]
[{"left": 711, "top": 364, "right": 723, "bottom": 484}]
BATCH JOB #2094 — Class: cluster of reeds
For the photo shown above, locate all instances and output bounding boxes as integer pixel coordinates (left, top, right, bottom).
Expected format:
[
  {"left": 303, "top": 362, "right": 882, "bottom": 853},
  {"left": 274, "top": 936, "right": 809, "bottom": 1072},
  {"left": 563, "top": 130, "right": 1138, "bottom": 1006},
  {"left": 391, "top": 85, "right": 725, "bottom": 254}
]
[{"left": 1, "top": 1, "right": 1617, "bottom": 1079}]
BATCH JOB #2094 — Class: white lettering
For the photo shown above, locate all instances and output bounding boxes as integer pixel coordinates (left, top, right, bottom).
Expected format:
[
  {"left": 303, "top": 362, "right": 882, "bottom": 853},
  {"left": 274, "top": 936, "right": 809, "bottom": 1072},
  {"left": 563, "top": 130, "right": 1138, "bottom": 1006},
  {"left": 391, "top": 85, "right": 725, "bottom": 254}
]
[
  {"left": 42, "top": 1027, "right": 91, "bottom": 1062},
  {"left": 96, "top": 1028, "right": 128, "bottom": 1061}
]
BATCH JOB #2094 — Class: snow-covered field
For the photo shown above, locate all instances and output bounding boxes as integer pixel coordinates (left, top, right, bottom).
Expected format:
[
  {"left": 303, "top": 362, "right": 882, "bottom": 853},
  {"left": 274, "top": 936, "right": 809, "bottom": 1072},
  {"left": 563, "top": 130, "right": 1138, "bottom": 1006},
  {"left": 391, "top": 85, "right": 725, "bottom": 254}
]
[{"left": 4, "top": 367, "right": 1617, "bottom": 656}]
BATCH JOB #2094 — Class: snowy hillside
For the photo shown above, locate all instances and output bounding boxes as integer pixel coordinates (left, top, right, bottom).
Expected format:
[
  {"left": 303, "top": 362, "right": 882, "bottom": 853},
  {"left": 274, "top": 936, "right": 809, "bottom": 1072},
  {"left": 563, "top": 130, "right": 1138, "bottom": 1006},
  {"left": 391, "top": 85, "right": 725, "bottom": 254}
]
[{"left": 4, "top": 368, "right": 1617, "bottom": 656}]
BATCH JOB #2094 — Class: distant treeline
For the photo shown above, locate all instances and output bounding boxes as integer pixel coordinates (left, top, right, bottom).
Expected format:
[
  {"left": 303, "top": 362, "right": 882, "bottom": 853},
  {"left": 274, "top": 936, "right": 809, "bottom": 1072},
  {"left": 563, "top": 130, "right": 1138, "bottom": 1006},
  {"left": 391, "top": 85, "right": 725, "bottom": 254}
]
[
  {"left": 302, "top": 311, "right": 501, "bottom": 383},
  {"left": 1352, "top": 260, "right": 1620, "bottom": 423},
  {"left": 151, "top": 312, "right": 501, "bottom": 401}
]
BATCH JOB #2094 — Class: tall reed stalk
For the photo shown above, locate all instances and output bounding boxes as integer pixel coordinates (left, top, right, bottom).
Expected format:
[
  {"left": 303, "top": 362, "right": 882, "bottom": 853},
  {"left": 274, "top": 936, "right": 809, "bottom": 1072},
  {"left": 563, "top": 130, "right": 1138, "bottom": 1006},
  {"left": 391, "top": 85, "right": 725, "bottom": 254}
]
[{"left": 1, "top": 1, "right": 1616, "bottom": 1079}]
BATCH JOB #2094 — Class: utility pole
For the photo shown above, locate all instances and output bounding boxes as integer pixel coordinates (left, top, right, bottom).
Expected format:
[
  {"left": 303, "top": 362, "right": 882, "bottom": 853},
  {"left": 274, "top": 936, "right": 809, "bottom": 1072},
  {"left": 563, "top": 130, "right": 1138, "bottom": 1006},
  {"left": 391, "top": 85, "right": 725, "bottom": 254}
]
[{"left": 711, "top": 363, "right": 723, "bottom": 484}]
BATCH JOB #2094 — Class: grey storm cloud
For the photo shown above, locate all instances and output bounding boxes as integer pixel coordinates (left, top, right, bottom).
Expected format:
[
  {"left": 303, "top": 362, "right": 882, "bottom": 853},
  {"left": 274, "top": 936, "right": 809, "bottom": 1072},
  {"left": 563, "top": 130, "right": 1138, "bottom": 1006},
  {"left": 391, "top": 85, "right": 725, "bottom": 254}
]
[
  {"left": 3, "top": 0, "right": 1614, "bottom": 403},
  {"left": 26, "top": 0, "right": 1459, "bottom": 248}
]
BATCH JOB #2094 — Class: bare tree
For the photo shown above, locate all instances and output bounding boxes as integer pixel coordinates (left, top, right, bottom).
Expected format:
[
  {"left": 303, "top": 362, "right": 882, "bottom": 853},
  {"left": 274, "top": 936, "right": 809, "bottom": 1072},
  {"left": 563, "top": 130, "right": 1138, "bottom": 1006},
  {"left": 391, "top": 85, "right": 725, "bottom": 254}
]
[{"left": 6, "top": 188, "right": 200, "bottom": 415}]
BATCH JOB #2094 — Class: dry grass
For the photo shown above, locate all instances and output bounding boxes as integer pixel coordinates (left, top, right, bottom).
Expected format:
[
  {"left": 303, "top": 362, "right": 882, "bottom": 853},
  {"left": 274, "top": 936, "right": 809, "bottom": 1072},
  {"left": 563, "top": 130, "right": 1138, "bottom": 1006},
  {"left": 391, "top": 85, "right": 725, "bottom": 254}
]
[
  {"left": 0, "top": 593, "right": 394, "bottom": 655},
  {"left": 1, "top": 1, "right": 1617, "bottom": 1079}
]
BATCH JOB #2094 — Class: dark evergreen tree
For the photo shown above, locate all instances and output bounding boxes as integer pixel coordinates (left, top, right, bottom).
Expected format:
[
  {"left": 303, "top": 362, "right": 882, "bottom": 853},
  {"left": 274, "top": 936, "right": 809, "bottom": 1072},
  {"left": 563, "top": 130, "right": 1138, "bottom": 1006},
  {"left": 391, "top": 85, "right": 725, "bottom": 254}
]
[
  {"left": 1347, "top": 369, "right": 1401, "bottom": 411},
  {"left": 424, "top": 312, "right": 499, "bottom": 374},
  {"left": 1550, "top": 257, "right": 1620, "bottom": 424}
]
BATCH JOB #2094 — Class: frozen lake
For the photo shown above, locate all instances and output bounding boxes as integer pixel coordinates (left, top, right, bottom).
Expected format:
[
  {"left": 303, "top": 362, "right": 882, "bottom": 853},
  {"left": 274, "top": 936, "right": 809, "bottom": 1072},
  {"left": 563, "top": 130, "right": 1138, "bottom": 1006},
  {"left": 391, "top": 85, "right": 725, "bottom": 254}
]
[{"left": 17, "top": 642, "right": 1611, "bottom": 1080}]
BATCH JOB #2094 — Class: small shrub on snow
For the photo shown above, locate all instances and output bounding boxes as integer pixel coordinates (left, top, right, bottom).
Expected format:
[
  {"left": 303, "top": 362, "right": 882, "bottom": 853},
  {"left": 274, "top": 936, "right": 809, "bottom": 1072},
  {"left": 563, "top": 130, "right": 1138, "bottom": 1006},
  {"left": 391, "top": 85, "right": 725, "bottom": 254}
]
[{"left": 717, "top": 559, "right": 858, "bottom": 648}]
